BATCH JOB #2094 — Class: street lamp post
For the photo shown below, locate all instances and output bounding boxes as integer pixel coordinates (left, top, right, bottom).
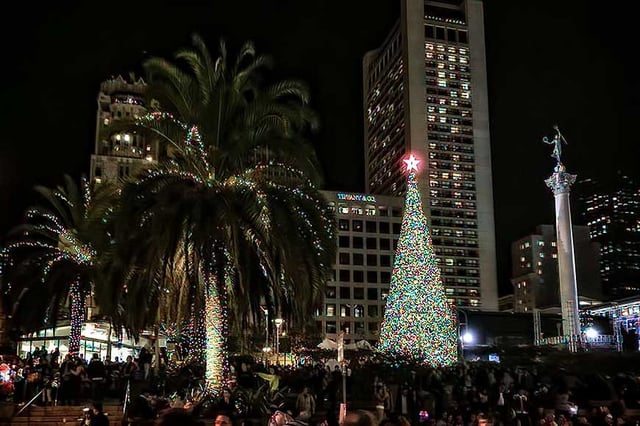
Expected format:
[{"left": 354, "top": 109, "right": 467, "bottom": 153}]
[
  {"left": 275, "top": 318, "right": 284, "bottom": 365},
  {"left": 261, "top": 307, "right": 269, "bottom": 351},
  {"left": 459, "top": 309, "right": 468, "bottom": 360}
]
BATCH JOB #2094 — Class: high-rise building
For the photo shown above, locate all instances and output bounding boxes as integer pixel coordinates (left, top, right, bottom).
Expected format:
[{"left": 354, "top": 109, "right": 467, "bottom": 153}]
[
  {"left": 511, "top": 225, "right": 602, "bottom": 313},
  {"left": 90, "top": 75, "right": 160, "bottom": 182},
  {"left": 316, "top": 191, "right": 403, "bottom": 343},
  {"left": 362, "top": 0, "right": 497, "bottom": 309},
  {"left": 576, "top": 174, "right": 640, "bottom": 298}
]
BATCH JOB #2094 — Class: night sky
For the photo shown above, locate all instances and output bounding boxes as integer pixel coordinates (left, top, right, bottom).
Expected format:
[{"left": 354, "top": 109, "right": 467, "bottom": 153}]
[{"left": 1, "top": 1, "right": 639, "bottom": 296}]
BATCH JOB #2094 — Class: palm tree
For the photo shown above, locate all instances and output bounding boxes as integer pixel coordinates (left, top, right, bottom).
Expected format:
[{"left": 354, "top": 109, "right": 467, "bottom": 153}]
[
  {"left": 110, "top": 35, "right": 336, "bottom": 391},
  {"left": 112, "top": 147, "right": 335, "bottom": 390},
  {"left": 142, "top": 34, "right": 321, "bottom": 184},
  {"left": 1, "top": 175, "right": 116, "bottom": 354}
]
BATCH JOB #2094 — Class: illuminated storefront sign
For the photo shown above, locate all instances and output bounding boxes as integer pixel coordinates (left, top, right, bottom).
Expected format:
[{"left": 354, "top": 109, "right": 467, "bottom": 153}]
[{"left": 336, "top": 193, "right": 377, "bottom": 203}]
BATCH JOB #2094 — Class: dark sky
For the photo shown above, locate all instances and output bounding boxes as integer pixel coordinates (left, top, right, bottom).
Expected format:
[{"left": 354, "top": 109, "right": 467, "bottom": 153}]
[{"left": 1, "top": 1, "right": 639, "bottom": 295}]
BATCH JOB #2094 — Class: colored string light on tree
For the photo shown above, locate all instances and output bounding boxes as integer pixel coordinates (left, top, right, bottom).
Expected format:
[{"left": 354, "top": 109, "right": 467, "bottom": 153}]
[
  {"left": 378, "top": 153, "right": 457, "bottom": 367},
  {"left": 69, "top": 280, "right": 85, "bottom": 354}
]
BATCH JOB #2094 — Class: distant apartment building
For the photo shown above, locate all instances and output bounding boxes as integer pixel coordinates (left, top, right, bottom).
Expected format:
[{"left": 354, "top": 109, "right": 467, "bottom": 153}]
[
  {"left": 90, "top": 75, "right": 160, "bottom": 182},
  {"left": 511, "top": 225, "right": 602, "bottom": 313},
  {"left": 576, "top": 174, "right": 640, "bottom": 298},
  {"left": 362, "top": 0, "right": 497, "bottom": 310}
]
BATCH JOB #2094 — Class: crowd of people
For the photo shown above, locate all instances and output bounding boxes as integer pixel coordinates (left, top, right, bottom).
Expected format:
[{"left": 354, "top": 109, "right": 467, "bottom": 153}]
[
  {"left": 4, "top": 344, "right": 163, "bottom": 405},
  {"left": 5, "top": 348, "right": 640, "bottom": 426}
]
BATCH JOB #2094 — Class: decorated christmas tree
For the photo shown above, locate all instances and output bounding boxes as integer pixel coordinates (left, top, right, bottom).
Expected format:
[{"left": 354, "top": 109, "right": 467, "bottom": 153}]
[{"left": 378, "top": 154, "right": 458, "bottom": 367}]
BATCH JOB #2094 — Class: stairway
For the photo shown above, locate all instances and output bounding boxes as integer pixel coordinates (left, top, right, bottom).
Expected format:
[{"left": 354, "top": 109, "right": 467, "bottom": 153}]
[{"left": 8, "top": 404, "right": 123, "bottom": 426}]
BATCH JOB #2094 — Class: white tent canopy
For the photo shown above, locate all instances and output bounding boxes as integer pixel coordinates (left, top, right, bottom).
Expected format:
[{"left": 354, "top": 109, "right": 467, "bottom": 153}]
[
  {"left": 355, "top": 339, "right": 373, "bottom": 350},
  {"left": 316, "top": 338, "right": 373, "bottom": 351},
  {"left": 317, "top": 338, "right": 338, "bottom": 349}
]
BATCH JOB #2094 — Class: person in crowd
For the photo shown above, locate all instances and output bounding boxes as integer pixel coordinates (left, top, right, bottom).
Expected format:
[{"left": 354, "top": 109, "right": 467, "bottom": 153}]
[
  {"left": 87, "top": 353, "right": 106, "bottom": 401},
  {"left": 89, "top": 401, "right": 109, "bottom": 426},
  {"left": 139, "top": 345, "right": 153, "bottom": 381},
  {"left": 296, "top": 386, "right": 316, "bottom": 418},
  {"left": 342, "top": 410, "right": 377, "bottom": 426},
  {"left": 214, "top": 413, "right": 234, "bottom": 426},
  {"left": 156, "top": 408, "right": 202, "bottom": 426}
]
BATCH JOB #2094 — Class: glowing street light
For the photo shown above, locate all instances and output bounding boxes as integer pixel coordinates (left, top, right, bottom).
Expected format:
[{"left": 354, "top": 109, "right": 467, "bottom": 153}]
[
  {"left": 585, "top": 327, "right": 598, "bottom": 340},
  {"left": 462, "top": 331, "right": 474, "bottom": 344}
]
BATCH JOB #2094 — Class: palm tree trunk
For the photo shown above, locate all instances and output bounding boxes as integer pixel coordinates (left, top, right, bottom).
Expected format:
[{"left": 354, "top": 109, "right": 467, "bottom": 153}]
[
  {"left": 203, "top": 249, "right": 230, "bottom": 393},
  {"left": 203, "top": 274, "right": 229, "bottom": 392},
  {"left": 187, "top": 303, "right": 205, "bottom": 363},
  {"left": 69, "top": 280, "right": 85, "bottom": 354}
]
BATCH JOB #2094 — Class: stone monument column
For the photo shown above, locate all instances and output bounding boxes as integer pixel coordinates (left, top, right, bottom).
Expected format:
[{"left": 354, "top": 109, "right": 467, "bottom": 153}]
[{"left": 544, "top": 127, "right": 580, "bottom": 351}]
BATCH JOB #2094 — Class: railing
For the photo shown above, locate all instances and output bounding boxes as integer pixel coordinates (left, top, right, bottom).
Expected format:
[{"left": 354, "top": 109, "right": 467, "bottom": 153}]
[
  {"left": 536, "top": 334, "right": 621, "bottom": 350},
  {"left": 123, "top": 379, "right": 131, "bottom": 417},
  {"left": 13, "top": 386, "right": 47, "bottom": 417}
]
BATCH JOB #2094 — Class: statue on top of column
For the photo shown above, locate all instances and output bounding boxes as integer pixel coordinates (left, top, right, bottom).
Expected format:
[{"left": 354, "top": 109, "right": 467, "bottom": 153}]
[{"left": 543, "top": 125, "right": 568, "bottom": 168}]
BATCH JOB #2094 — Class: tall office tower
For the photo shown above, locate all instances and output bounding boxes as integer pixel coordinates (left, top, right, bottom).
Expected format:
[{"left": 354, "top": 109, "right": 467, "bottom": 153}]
[
  {"left": 577, "top": 174, "right": 640, "bottom": 298},
  {"left": 316, "top": 191, "right": 403, "bottom": 343},
  {"left": 511, "top": 225, "right": 602, "bottom": 313},
  {"left": 90, "top": 75, "right": 160, "bottom": 182},
  {"left": 363, "top": 0, "right": 498, "bottom": 309}
]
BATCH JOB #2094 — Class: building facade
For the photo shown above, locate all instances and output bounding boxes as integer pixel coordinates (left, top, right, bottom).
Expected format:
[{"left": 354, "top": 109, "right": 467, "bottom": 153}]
[
  {"left": 576, "top": 174, "right": 640, "bottom": 298},
  {"left": 316, "top": 191, "right": 403, "bottom": 343},
  {"left": 363, "top": 0, "right": 497, "bottom": 309},
  {"left": 90, "top": 75, "right": 160, "bottom": 182},
  {"left": 511, "top": 225, "right": 602, "bottom": 313}
]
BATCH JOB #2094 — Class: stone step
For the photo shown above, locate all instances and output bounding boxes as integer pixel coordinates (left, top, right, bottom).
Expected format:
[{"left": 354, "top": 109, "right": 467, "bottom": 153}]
[
  {"left": 6, "top": 404, "right": 124, "bottom": 426},
  {"left": 7, "top": 417, "right": 122, "bottom": 426},
  {"left": 11, "top": 416, "right": 122, "bottom": 421},
  {"left": 22, "top": 406, "right": 122, "bottom": 415}
]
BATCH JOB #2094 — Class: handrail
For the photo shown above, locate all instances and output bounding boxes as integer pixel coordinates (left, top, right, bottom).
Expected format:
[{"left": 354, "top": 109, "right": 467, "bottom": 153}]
[
  {"left": 14, "top": 386, "right": 46, "bottom": 417},
  {"left": 122, "top": 379, "right": 131, "bottom": 417}
]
